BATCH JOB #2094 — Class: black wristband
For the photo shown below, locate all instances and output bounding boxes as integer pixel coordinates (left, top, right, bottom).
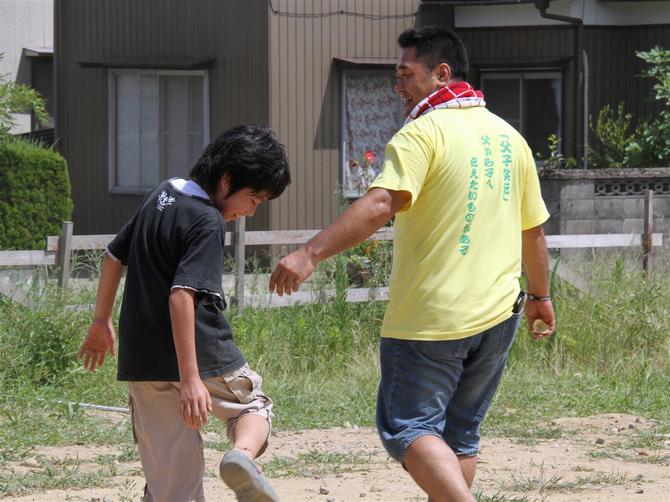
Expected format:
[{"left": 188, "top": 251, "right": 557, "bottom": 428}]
[{"left": 527, "top": 294, "right": 551, "bottom": 301}]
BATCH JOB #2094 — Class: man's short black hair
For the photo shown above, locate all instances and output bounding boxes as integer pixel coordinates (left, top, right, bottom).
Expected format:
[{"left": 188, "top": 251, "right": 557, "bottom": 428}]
[
  {"left": 398, "top": 26, "right": 469, "bottom": 81},
  {"left": 190, "top": 124, "right": 290, "bottom": 200}
]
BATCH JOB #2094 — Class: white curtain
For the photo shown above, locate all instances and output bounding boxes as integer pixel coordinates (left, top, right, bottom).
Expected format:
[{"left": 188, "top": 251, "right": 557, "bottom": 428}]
[
  {"left": 115, "top": 73, "right": 204, "bottom": 190},
  {"left": 343, "top": 72, "right": 404, "bottom": 197}
]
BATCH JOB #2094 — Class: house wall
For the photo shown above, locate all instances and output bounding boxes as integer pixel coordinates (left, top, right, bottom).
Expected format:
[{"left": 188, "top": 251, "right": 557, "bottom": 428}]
[
  {"left": 458, "top": 24, "right": 670, "bottom": 159},
  {"left": 266, "top": 0, "right": 448, "bottom": 231},
  {"left": 584, "top": 25, "right": 670, "bottom": 131},
  {"left": 455, "top": 0, "right": 670, "bottom": 28},
  {"left": 55, "top": 0, "right": 271, "bottom": 234},
  {"left": 0, "top": 0, "right": 53, "bottom": 134}
]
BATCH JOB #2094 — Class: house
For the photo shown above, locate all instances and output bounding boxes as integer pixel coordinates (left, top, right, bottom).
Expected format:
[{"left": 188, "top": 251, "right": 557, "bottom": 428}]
[
  {"left": 0, "top": 0, "right": 54, "bottom": 135},
  {"left": 54, "top": 0, "right": 670, "bottom": 235}
]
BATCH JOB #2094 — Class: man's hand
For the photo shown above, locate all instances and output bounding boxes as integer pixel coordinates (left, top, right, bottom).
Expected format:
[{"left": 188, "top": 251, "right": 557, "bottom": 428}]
[
  {"left": 269, "top": 247, "right": 316, "bottom": 296},
  {"left": 179, "top": 377, "right": 212, "bottom": 429},
  {"left": 525, "top": 300, "right": 555, "bottom": 340},
  {"left": 79, "top": 319, "right": 116, "bottom": 370}
]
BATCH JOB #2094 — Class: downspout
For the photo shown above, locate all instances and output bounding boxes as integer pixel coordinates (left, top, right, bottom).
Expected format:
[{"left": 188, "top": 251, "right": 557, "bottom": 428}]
[
  {"left": 582, "top": 49, "right": 588, "bottom": 169},
  {"left": 534, "top": 1, "right": 584, "bottom": 164},
  {"left": 53, "top": 0, "right": 61, "bottom": 152}
]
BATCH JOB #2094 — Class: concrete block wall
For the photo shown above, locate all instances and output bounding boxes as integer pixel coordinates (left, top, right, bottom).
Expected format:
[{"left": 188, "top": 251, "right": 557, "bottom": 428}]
[{"left": 539, "top": 168, "right": 670, "bottom": 248}]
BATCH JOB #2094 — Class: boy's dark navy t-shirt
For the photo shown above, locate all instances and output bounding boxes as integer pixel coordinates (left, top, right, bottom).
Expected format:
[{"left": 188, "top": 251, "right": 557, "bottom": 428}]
[{"left": 107, "top": 178, "right": 245, "bottom": 381}]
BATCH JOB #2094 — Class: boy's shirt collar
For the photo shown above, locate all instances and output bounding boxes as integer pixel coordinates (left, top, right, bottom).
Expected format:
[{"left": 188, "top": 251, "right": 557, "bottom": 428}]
[{"left": 168, "top": 178, "right": 211, "bottom": 201}]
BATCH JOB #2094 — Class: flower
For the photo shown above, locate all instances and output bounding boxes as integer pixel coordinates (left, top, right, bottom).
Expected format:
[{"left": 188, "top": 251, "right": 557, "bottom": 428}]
[
  {"left": 346, "top": 149, "right": 380, "bottom": 195},
  {"left": 364, "top": 150, "right": 377, "bottom": 165}
]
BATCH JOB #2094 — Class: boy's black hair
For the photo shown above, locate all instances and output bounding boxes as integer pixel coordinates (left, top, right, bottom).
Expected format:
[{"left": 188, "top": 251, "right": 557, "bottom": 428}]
[
  {"left": 190, "top": 124, "right": 291, "bottom": 200},
  {"left": 398, "top": 26, "right": 469, "bottom": 81}
]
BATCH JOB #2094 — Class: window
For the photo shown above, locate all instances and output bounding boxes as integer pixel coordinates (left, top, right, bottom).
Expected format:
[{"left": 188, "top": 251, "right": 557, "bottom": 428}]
[
  {"left": 341, "top": 70, "right": 404, "bottom": 198},
  {"left": 108, "top": 70, "right": 209, "bottom": 193},
  {"left": 480, "top": 71, "right": 561, "bottom": 159}
]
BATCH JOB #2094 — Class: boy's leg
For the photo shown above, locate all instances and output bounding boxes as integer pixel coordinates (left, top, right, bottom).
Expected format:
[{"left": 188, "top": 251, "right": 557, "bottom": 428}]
[
  {"left": 231, "top": 413, "right": 270, "bottom": 458},
  {"left": 204, "top": 364, "right": 277, "bottom": 501},
  {"left": 128, "top": 381, "right": 205, "bottom": 502}
]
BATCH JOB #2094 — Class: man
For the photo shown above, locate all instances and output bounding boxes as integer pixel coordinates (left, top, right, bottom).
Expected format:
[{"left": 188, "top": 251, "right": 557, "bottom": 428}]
[{"left": 269, "top": 26, "right": 555, "bottom": 501}]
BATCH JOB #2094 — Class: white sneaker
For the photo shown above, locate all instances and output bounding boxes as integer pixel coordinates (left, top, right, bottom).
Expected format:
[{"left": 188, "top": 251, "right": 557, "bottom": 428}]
[{"left": 219, "top": 449, "right": 279, "bottom": 502}]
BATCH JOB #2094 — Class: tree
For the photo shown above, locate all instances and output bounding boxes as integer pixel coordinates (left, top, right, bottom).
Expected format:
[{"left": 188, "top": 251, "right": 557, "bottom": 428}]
[{"left": 625, "top": 47, "right": 670, "bottom": 167}]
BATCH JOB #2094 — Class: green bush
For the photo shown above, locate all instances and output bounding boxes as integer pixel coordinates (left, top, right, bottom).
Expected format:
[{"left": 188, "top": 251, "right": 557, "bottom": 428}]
[
  {"left": 587, "top": 103, "right": 634, "bottom": 169},
  {"left": 0, "top": 139, "right": 73, "bottom": 249},
  {"left": 0, "top": 291, "right": 89, "bottom": 387}
]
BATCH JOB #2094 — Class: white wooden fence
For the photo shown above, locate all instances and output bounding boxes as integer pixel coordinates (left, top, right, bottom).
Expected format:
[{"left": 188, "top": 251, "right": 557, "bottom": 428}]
[{"left": 0, "top": 191, "right": 662, "bottom": 310}]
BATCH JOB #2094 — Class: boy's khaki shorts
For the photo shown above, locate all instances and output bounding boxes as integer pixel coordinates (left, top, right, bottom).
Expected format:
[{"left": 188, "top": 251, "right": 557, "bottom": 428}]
[{"left": 128, "top": 363, "right": 273, "bottom": 502}]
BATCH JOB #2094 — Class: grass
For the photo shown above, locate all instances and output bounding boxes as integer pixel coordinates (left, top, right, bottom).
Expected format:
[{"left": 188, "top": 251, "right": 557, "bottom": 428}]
[
  {"left": 0, "top": 251, "right": 669, "bottom": 495},
  {"left": 263, "top": 450, "right": 373, "bottom": 478},
  {"left": 475, "top": 494, "right": 530, "bottom": 502},
  {"left": 503, "top": 465, "right": 637, "bottom": 494},
  {"left": 0, "top": 456, "right": 112, "bottom": 497}
]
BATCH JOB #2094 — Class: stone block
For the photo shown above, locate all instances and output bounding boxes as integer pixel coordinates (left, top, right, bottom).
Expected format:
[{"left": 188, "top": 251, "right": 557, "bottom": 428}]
[
  {"left": 652, "top": 196, "right": 670, "bottom": 215},
  {"left": 561, "top": 181, "right": 594, "bottom": 199},
  {"left": 623, "top": 197, "right": 644, "bottom": 218},
  {"left": 539, "top": 179, "right": 563, "bottom": 200},
  {"left": 562, "top": 219, "right": 595, "bottom": 235},
  {"left": 594, "top": 198, "right": 625, "bottom": 219},
  {"left": 563, "top": 198, "right": 595, "bottom": 219},
  {"left": 595, "top": 219, "right": 623, "bottom": 234},
  {"left": 623, "top": 219, "right": 643, "bottom": 234}
]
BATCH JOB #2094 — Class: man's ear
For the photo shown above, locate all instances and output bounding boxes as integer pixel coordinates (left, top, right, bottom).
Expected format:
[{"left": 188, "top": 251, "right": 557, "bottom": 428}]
[{"left": 436, "top": 63, "right": 453, "bottom": 86}]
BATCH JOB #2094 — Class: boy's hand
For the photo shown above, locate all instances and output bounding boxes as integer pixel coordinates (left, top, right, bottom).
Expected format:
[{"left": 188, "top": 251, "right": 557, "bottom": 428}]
[
  {"left": 79, "top": 319, "right": 116, "bottom": 370},
  {"left": 179, "top": 377, "right": 212, "bottom": 430}
]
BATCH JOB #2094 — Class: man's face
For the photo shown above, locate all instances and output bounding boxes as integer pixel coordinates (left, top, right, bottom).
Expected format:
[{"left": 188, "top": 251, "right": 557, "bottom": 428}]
[
  {"left": 395, "top": 47, "right": 445, "bottom": 116},
  {"left": 213, "top": 178, "right": 268, "bottom": 222}
]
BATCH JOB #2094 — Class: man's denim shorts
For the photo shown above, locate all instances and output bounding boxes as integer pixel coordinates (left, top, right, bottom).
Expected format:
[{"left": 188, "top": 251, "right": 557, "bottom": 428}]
[{"left": 376, "top": 312, "right": 522, "bottom": 463}]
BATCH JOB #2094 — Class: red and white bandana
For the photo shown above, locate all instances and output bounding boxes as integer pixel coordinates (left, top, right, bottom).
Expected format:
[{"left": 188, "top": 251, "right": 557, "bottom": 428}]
[{"left": 405, "top": 81, "right": 486, "bottom": 124}]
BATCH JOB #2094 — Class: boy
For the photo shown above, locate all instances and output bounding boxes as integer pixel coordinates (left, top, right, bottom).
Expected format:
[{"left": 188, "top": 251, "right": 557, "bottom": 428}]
[{"left": 79, "top": 124, "right": 291, "bottom": 502}]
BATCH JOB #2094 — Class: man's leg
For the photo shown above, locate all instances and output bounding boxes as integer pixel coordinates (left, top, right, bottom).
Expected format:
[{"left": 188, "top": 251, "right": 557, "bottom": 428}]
[
  {"left": 376, "top": 337, "right": 482, "bottom": 501},
  {"left": 441, "top": 312, "right": 522, "bottom": 494},
  {"left": 459, "top": 455, "right": 477, "bottom": 487},
  {"left": 404, "top": 435, "right": 475, "bottom": 502}
]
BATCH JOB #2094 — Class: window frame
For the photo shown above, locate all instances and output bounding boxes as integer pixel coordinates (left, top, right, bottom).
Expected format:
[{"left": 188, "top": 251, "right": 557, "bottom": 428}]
[
  {"left": 107, "top": 69, "right": 210, "bottom": 194},
  {"left": 479, "top": 69, "right": 563, "bottom": 156}
]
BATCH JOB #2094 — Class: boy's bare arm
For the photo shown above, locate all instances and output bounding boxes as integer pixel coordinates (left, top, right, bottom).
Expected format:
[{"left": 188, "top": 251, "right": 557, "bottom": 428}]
[
  {"left": 169, "top": 288, "right": 212, "bottom": 429},
  {"left": 80, "top": 254, "right": 123, "bottom": 370},
  {"left": 522, "top": 225, "right": 556, "bottom": 339}
]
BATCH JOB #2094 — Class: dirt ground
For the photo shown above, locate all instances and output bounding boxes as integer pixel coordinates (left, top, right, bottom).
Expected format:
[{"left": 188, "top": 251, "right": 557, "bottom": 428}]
[{"left": 5, "top": 413, "right": 670, "bottom": 502}]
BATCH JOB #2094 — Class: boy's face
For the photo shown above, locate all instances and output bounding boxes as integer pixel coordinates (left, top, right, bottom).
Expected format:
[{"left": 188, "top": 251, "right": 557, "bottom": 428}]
[{"left": 213, "top": 177, "right": 268, "bottom": 222}]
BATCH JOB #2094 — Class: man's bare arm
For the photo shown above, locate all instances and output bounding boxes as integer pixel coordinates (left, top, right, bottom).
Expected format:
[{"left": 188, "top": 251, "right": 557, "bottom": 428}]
[
  {"left": 522, "top": 225, "right": 555, "bottom": 339},
  {"left": 269, "top": 188, "right": 411, "bottom": 296}
]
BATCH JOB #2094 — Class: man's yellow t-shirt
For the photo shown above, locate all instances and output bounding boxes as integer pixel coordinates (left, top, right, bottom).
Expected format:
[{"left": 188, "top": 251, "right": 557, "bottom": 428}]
[{"left": 369, "top": 106, "right": 550, "bottom": 341}]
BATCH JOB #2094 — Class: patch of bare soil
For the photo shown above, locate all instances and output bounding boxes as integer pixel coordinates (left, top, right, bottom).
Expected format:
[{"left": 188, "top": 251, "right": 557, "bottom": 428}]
[{"left": 5, "top": 414, "right": 669, "bottom": 501}]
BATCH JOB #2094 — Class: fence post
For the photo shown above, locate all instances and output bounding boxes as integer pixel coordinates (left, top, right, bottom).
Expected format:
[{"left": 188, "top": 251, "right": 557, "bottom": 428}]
[
  {"left": 643, "top": 190, "right": 654, "bottom": 277},
  {"left": 232, "top": 216, "right": 246, "bottom": 313},
  {"left": 57, "top": 221, "right": 74, "bottom": 288}
]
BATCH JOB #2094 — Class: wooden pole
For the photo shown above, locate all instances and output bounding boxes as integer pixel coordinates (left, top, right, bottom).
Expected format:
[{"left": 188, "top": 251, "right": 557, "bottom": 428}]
[
  {"left": 233, "top": 216, "right": 246, "bottom": 313},
  {"left": 57, "top": 221, "right": 73, "bottom": 288},
  {"left": 643, "top": 190, "right": 654, "bottom": 277}
]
